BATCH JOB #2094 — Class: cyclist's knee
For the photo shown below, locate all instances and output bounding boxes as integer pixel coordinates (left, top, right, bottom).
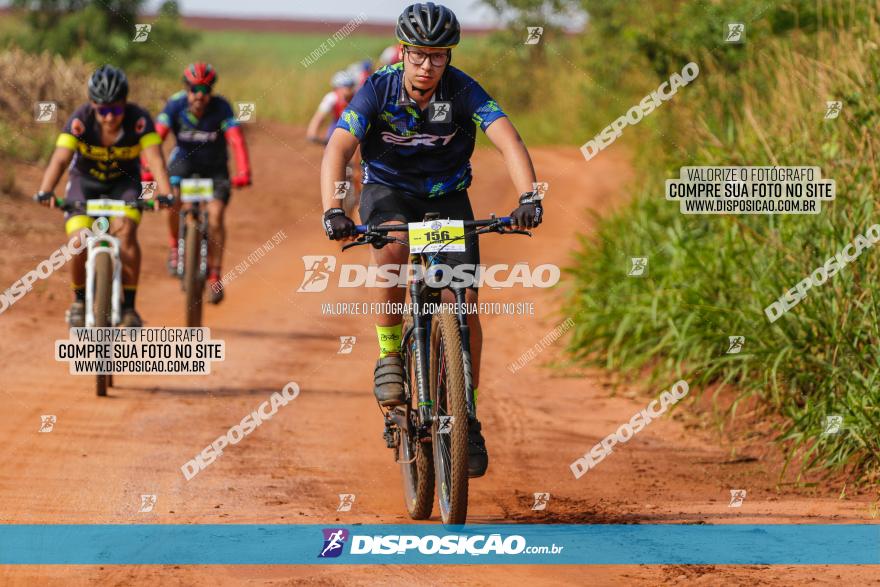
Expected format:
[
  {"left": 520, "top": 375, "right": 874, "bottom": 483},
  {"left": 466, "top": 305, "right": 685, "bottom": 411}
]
[
  {"left": 373, "top": 243, "right": 407, "bottom": 265},
  {"left": 66, "top": 228, "right": 91, "bottom": 253},
  {"left": 208, "top": 203, "right": 225, "bottom": 231},
  {"left": 112, "top": 218, "right": 139, "bottom": 245},
  {"left": 208, "top": 199, "right": 226, "bottom": 214}
]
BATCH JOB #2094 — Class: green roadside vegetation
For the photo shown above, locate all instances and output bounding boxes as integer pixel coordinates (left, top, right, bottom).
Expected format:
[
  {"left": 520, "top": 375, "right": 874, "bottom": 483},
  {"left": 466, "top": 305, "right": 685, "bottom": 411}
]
[{"left": 557, "top": 0, "right": 880, "bottom": 482}]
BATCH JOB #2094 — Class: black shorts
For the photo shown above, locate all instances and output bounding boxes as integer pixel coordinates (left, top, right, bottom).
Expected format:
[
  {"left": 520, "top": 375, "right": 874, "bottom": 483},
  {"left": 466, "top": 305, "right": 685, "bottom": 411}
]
[
  {"left": 63, "top": 169, "right": 141, "bottom": 222},
  {"left": 359, "top": 183, "right": 481, "bottom": 290},
  {"left": 168, "top": 154, "right": 231, "bottom": 204}
]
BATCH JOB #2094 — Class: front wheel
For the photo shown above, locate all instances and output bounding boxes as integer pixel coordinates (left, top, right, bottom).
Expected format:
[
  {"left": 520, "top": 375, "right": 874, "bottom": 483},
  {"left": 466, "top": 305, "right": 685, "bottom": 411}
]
[
  {"left": 183, "top": 218, "right": 204, "bottom": 327},
  {"left": 430, "top": 309, "right": 469, "bottom": 525},
  {"left": 93, "top": 253, "right": 113, "bottom": 397},
  {"left": 398, "top": 315, "right": 434, "bottom": 520}
]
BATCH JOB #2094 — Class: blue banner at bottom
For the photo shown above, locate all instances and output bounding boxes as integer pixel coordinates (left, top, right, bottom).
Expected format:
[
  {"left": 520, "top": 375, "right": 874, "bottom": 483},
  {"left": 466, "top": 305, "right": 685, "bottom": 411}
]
[{"left": 0, "top": 524, "right": 877, "bottom": 564}]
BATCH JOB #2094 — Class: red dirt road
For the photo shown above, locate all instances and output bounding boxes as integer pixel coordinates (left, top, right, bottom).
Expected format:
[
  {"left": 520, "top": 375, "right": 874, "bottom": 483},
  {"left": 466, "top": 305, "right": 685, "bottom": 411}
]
[{"left": 0, "top": 123, "right": 877, "bottom": 585}]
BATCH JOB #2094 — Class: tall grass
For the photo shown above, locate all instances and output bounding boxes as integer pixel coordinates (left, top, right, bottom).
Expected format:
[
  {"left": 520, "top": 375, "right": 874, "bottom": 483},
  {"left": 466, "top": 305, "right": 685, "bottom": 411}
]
[
  {"left": 188, "top": 26, "right": 599, "bottom": 145},
  {"left": 0, "top": 45, "right": 175, "bottom": 165},
  {"left": 0, "top": 47, "right": 95, "bottom": 163},
  {"left": 565, "top": 13, "right": 880, "bottom": 481},
  {"left": 187, "top": 30, "right": 392, "bottom": 124}
]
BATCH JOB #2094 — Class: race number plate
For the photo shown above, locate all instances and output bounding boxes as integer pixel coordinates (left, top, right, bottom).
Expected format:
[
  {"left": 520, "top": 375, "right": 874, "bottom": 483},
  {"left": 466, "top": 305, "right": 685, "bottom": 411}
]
[
  {"left": 408, "top": 219, "right": 466, "bottom": 254},
  {"left": 180, "top": 178, "right": 214, "bottom": 203},
  {"left": 85, "top": 198, "right": 127, "bottom": 217}
]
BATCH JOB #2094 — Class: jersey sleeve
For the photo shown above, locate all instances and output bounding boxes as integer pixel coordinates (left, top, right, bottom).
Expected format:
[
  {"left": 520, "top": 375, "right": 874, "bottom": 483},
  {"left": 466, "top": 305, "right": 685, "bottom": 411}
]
[
  {"left": 217, "top": 97, "right": 239, "bottom": 132},
  {"left": 133, "top": 108, "right": 161, "bottom": 149},
  {"left": 317, "top": 92, "right": 338, "bottom": 115},
  {"left": 156, "top": 96, "right": 179, "bottom": 132},
  {"left": 336, "top": 81, "right": 378, "bottom": 140},
  {"left": 465, "top": 79, "right": 507, "bottom": 132},
  {"left": 56, "top": 105, "right": 87, "bottom": 150}
]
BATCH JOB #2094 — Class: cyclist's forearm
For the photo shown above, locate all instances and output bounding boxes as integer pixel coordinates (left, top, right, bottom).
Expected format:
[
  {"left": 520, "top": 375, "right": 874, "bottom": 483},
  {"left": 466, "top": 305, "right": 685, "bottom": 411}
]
[
  {"left": 306, "top": 111, "right": 325, "bottom": 139},
  {"left": 142, "top": 145, "right": 173, "bottom": 194},
  {"left": 38, "top": 148, "right": 72, "bottom": 193},
  {"left": 320, "top": 132, "right": 357, "bottom": 212},
  {"left": 486, "top": 118, "right": 536, "bottom": 194},
  {"left": 502, "top": 142, "right": 537, "bottom": 195},
  {"left": 225, "top": 126, "right": 251, "bottom": 178}
]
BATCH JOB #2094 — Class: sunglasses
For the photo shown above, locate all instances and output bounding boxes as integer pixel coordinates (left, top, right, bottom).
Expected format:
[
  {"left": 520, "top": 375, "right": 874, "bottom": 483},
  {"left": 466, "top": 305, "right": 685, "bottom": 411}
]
[
  {"left": 96, "top": 104, "right": 124, "bottom": 117},
  {"left": 188, "top": 84, "right": 212, "bottom": 95}
]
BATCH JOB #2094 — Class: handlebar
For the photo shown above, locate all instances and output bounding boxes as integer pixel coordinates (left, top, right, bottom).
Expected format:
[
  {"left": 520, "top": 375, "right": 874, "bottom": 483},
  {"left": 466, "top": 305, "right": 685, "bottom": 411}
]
[
  {"left": 342, "top": 215, "right": 531, "bottom": 252},
  {"left": 33, "top": 192, "right": 174, "bottom": 212},
  {"left": 354, "top": 216, "right": 515, "bottom": 235}
]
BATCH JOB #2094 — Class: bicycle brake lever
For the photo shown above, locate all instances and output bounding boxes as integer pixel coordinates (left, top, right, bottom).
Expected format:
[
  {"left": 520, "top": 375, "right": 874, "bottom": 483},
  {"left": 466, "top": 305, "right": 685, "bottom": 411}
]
[
  {"left": 368, "top": 235, "right": 407, "bottom": 249},
  {"left": 341, "top": 238, "right": 367, "bottom": 251},
  {"left": 477, "top": 225, "right": 532, "bottom": 237},
  {"left": 475, "top": 223, "right": 505, "bottom": 235}
]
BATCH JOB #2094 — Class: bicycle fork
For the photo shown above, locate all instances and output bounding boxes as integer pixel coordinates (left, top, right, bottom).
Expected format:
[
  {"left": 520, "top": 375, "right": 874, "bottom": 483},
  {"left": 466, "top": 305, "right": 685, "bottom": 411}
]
[
  {"left": 452, "top": 286, "right": 476, "bottom": 420},
  {"left": 177, "top": 207, "right": 209, "bottom": 284},
  {"left": 411, "top": 256, "right": 434, "bottom": 433},
  {"left": 176, "top": 209, "right": 186, "bottom": 279},
  {"left": 84, "top": 234, "right": 122, "bottom": 327}
]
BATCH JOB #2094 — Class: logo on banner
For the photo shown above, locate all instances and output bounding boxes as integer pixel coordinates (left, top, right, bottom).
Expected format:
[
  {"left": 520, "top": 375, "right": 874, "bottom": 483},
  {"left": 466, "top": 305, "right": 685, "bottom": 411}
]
[{"left": 319, "top": 528, "right": 349, "bottom": 558}]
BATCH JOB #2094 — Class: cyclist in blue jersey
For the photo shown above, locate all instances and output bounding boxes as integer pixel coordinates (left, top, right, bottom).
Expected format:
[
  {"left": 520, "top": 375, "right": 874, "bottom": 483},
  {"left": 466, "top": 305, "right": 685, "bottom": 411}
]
[
  {"left": 147, "top": 63, "right": 252, "bottom": 303},
  {"left": 319, "top": 2, "right": 543, "bottom": 479}
]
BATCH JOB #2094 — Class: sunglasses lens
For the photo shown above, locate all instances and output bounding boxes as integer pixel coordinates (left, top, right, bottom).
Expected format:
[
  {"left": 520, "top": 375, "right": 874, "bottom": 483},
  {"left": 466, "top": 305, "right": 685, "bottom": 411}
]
[{"left": 98, "top": 105, "right": 123, "bottom": 116}]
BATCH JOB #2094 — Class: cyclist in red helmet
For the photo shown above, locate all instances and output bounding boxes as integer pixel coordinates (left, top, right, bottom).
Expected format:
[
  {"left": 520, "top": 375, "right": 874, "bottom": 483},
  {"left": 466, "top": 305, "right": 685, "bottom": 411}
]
[{"left": 144, "top": 62, "right": 252, "bottom": 303}]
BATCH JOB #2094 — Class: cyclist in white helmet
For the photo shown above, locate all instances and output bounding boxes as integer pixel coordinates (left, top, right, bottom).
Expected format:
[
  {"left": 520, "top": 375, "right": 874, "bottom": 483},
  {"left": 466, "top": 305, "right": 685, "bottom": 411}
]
[{"left": 307, "top": 71, "right": 358, "bottom": 145}]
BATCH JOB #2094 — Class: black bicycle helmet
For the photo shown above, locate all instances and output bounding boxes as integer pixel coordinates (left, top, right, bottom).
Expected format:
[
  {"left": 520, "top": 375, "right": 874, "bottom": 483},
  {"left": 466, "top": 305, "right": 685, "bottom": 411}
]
[
  {"left": 88, "top": 65, "right": 129, "bottom": 104},
  {"left": 396, "top": 2, "right": 460, "bottom": 48}
]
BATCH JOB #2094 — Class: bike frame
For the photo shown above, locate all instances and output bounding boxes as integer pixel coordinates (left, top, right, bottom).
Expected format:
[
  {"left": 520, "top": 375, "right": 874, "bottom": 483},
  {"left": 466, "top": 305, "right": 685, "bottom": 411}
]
[
  {"left": 406, "top": 254, "right": 477, "bottom": 430},
  {"left": 84, "top": 229, "right": 122, "bottom": 328}
]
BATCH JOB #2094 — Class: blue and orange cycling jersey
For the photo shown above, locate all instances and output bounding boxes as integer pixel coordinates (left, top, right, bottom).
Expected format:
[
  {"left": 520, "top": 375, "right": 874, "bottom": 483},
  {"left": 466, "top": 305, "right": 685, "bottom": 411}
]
[
  {"left": 157, "top": 92, "right": 239, "bottom": 168},
  {"left": 336, "top": 62, "right": 506, "bottom": 197}
]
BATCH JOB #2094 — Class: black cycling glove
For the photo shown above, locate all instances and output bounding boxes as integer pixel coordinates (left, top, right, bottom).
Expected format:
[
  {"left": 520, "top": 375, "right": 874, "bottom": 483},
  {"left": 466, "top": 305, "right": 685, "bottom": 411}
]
[
  {"left": 323, "top": 207, "right": 356, "bottom": 240},
  {"left": 510, "top": 191, "right": 543, "bottom": 229},
  {"left": 33, "top": 191, "right": 55, "bottom": 206}
]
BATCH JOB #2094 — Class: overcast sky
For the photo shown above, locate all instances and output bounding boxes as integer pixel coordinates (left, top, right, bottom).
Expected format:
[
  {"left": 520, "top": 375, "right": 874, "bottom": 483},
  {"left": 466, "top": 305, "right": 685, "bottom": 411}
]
[
  {"left": 0, "top": 0, "right": 586, "bottom": 30},
  {"left": 148, "top": 0, "right": 502, "bottom": 27}
]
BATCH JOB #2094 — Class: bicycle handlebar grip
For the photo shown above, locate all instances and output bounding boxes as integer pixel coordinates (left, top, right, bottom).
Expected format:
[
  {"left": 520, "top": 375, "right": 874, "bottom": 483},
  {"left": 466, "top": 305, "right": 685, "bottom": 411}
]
[
  {"left": 355, "top": 225, "right": 368, "bottom": 234},
  {"left": 499, "top": 216, "right": 512, "bottom": 225}
]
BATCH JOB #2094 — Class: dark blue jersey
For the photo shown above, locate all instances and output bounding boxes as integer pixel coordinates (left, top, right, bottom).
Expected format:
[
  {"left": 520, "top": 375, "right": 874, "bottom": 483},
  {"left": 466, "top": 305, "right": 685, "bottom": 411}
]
[
  {"left": 157, "top": 92, "right": 239, "bottom": 168},
  {"left": 57, "top": 103, "right": 160, "bottom": 182},
  {"left": 336, "top": 63, "right": 506, "bottom": 198}
]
